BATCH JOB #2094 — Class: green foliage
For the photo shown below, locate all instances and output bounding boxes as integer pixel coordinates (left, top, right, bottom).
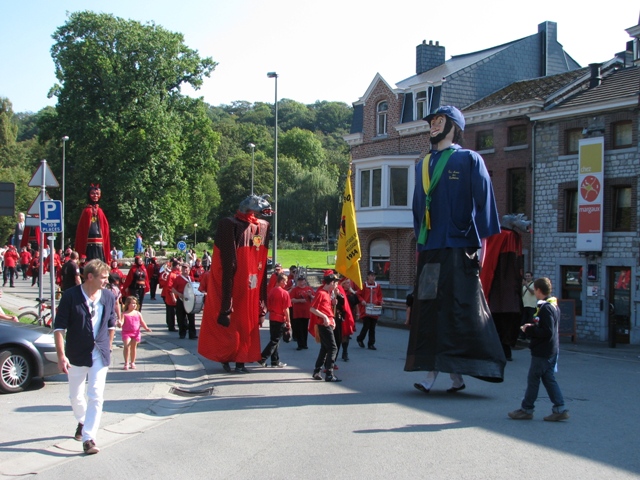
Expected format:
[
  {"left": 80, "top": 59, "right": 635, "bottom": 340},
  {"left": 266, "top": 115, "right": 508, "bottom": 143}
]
[
  {"left": 0, "top": 98, "right": 19, "bottom": 147},
  {"left": 43, "top": 10, "right": 219, "bottom": 249},
  {"left": 2, "top": 13, "right": 354, "bottom": 249},
  {"left": 279, "top": 127, "right": 326, "bottom": 169}
]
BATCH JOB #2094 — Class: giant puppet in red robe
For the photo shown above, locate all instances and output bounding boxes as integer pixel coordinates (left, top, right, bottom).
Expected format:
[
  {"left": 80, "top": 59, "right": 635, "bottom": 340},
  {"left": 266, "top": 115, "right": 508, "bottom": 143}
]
[
  {"left": 480, "top": 214, "right": 531, "bottom": 361},
  {"left": 198, "top": 195, "right": 273, "bottom": 371},
  {"left": 74, "top": 184, "right": 111, "bottom": 262},
  {"left": 20, "top": 225, "right": 41, "bottom": 251}
]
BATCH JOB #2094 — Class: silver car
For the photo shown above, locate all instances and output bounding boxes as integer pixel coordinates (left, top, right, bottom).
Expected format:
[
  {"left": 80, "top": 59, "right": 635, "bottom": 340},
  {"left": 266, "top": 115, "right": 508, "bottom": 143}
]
[{"left": 0, "top": 320, "right": 59, "bottom": 393}]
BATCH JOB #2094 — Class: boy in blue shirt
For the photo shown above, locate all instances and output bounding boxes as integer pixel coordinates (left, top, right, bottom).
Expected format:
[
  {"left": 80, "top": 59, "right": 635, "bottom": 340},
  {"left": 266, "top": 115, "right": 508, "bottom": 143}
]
[{"left": 508, "top": 277, "right": 569, "bottom": 421}]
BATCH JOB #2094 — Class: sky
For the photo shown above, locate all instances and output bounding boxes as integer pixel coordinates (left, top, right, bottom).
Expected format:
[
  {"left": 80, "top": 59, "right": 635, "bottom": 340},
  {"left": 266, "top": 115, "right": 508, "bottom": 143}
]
[{"left": 1, "top": 0, "right": 638, "bottom": 114}]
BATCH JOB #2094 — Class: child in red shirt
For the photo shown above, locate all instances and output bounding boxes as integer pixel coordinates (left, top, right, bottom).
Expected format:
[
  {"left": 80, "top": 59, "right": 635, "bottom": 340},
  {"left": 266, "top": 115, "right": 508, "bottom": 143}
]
[{"left": 309, "top": 273, "right": 341, "bottom": 382}]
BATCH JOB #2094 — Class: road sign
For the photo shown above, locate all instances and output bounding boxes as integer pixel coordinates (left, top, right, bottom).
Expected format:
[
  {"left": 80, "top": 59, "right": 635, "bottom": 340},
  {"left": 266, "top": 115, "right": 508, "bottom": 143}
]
[
  {"left": 27, "top": 192, "right": 51, "bottom": 215},
  {"left": 177, "top": 240, "right": 187, "bottom": 251},
  {"left": 28, "top": 160, "right": 60, "bottom": 188},
  {"left": 39, "top": 200, "right": 63, "bottom": 233}
]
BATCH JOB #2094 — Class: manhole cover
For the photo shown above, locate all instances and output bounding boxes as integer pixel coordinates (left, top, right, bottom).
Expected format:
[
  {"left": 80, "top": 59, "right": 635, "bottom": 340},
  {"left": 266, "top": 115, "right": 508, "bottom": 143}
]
[{"left": 169, "top": 386, "right": 214, "bottom": 397}]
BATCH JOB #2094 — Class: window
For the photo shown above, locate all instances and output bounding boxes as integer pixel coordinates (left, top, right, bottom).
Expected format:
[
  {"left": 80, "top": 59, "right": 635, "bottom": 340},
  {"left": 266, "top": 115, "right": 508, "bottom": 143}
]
[
  {"left": 566, "top": 128, "right": 582, "bottom": 154},
  {"left": 565, "top": 188, "right": 578, "bottom": 232},
  {"left": 508, "top": 169, "right": 526, "bottom": 214},
  {"left": 370, "top": 238, "right": 390, "bottom": 282},
  {"left": 613, "top": 121, "right": 632, "bottom": 149},
  {"left": 561, "top": 266, "right": 582, "bottom": 316},
  {"left": 377, "top": 101, "right": 388, "bottom": 136},
  {"left": 389, "top": 167, "right": 409, "bottom": 206},
  {"left": 360, "top": 168, "right": 382, "bottom": 208},
  {"left": 476, "top": 130, "right": 494, "bottom": 150},
  {"left": 508, "top": 125, "right": 527, "bottom": 146},
  {"left": 612, "top": 186, "right": 632, "bottom": 231},
  {"left": 415, "top": 91, "right": 427, "bottom": 120},
  {"left": 414, "top": 87, "right": 435, "bottom": 121}
]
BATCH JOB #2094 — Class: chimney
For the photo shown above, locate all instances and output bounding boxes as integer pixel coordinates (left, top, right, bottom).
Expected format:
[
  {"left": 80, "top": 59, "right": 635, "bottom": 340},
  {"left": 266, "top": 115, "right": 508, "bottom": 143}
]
[
  {"left": 416, "top": 40, "right": 445, "bottom": 75},
  {"left": 589, "top": 63, "right": 602, "bottom": 88}
]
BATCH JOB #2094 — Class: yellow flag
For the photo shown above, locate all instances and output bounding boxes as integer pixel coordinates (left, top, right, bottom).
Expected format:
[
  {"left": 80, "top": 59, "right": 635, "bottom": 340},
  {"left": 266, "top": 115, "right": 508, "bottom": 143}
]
[{"left": 335, "top": 169, "right": 362, "bottom": 289}]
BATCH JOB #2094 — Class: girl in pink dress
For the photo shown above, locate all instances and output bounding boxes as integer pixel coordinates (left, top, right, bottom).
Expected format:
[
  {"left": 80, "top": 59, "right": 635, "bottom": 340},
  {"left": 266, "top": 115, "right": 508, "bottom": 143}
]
[{"left": 118, "top": 296, "right": 152, "bottom": 369}]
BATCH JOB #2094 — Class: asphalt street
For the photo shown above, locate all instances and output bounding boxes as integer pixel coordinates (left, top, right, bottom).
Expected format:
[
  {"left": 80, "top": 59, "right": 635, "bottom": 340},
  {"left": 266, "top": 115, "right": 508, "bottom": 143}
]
[{"left": 1, "top": 273, "right": 639, "bottom": 479}]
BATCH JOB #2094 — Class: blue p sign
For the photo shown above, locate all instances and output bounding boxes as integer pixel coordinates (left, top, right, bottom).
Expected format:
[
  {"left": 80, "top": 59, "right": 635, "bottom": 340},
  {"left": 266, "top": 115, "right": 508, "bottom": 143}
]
[{"left": 40, "top": 200, "right": 62, "bottom": 233}]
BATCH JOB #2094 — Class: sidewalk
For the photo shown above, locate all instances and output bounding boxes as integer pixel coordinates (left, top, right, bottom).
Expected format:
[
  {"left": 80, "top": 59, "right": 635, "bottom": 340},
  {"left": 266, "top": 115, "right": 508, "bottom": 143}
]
[{"left": 0, "top": 276, "right": 213, "bottom": 476}]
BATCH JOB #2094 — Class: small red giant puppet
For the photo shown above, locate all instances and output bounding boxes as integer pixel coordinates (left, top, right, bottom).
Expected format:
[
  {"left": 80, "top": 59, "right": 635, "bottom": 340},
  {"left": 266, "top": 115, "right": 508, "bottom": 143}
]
[
  {"left": 480, "top": 214, "right": 531, "bottom": 361},
  {"left": 74, "top": 184, "right": 111, "bottom": 263},
  {"left": 198, "top": 195, "right": 272, "bottom": 373}
]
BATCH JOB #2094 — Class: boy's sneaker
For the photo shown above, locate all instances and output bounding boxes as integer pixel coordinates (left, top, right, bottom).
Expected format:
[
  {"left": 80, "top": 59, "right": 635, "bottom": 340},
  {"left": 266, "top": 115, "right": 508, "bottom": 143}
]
[
  {"left": 74, "top": 423, "right": 83, "bottom": 441},
  {"left": 544, "top": 410, "right": 570, "bottom": 422},
  {"left": 312, "top": 372, "right": 323, "bottom": 380},
  {"left": 508, "top": 409, "right": 533, "bottom": 420},
  {"left": 83, "top": 439, "right": 100, "bottom": 455},
  {"left": 271, "top": 362, "right": 287, "bottom": 368},
  {"left": 257, "top": 358, "right": 267, "bottom": 367}
]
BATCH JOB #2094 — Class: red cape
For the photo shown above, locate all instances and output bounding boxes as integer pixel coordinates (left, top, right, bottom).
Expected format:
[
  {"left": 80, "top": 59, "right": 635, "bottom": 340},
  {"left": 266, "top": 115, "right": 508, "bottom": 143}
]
[
  {"left": 20, "top": 226, "right": 41, "bottom": 249},
  {"left": 122, "top": 265, "right": 150, "bottom": 296},
  {"left": 198, "top": 214, "right": 270, "bottom": 364},
  {"left": 74, "top": 205, "right": 111, "bottom": 262}
]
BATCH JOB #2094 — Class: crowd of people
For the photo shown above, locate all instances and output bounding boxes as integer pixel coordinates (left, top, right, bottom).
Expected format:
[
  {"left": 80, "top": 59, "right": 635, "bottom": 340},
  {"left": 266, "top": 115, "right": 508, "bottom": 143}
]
[{"left": 2, "top": 105, "right": 571, "bottom": 458}]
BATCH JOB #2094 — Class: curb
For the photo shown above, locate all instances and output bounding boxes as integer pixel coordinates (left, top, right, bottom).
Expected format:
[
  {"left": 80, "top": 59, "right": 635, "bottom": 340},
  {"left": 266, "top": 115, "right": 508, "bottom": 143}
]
[{"left": 0, "top": 336, "right": 213, "bottom": 477}]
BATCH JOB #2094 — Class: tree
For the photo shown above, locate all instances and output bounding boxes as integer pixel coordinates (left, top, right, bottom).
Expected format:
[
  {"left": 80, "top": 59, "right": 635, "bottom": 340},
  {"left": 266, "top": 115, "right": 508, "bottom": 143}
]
[
  {"left": 276, "top": 99, "right": 315, "bottom": 132},
  {"left": 312, "top": 101, "right": 352, "bottom": 133},
  {"left": 279, "top": 127, "right": 326, "bottom": 169},
  {"left": 0, "top": 98, "right": 18, "bottom": 147},
  {"left": 42, "top": 11, "right": 220, "bottom": 248}
]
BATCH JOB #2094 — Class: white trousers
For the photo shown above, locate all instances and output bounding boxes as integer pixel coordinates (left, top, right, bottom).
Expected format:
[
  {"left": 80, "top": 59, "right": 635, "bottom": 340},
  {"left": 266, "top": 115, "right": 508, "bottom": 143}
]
[
  {"left": 67, "top": 355, "right": 108, "bottom": 442},
  {"left": 422, "top": 371, "right": 464, "bottom": 389}
]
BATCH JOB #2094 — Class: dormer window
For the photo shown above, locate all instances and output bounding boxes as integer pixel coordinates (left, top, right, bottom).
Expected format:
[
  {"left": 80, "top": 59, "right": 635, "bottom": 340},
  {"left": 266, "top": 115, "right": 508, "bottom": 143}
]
[
  {"left": 416, "top": 92, "right": 427, "bottom": 120},
  {"left": 377, "top": 101, "right": 388, "bottom": 136},
  {"left": 414, "top": 87, "right": 435, "bottom": 121}
]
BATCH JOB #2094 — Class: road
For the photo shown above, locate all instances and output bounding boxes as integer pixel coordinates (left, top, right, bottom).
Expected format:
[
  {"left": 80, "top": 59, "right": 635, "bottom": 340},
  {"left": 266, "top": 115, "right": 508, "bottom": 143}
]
[{"left": 1, "top": 274, "right": 639, "bottom": 479}]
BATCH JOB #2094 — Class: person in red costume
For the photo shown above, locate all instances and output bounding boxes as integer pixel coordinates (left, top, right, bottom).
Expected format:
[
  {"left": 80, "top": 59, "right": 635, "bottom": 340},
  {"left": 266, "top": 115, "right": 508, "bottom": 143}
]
[
  {"left": 267, "top": 263, "right": 283, "bottom": 299},
  {"left": 122, "top": 256, "right": 150, "bottom": 311},
  {"left": 74, "top": 184, "right": 111, "bottom": 263},
  {"left": 356, "top": 271, "right": 383, "bottom": 350},
  {"left": 189, "top": 258, "right": 205, "bottom": 283},
  {"left": 197, "top": 194, "right": 272, "bottom": 374},
  {"left": 110, "top": 260, "right": 125, "bottom": 283}
]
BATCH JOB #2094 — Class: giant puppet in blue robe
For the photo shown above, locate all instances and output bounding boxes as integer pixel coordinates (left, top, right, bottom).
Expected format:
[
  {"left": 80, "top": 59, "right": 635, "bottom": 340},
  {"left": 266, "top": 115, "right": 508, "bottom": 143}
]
[{"left": 405, "top": 143, "right": 506, "bottom": 382}]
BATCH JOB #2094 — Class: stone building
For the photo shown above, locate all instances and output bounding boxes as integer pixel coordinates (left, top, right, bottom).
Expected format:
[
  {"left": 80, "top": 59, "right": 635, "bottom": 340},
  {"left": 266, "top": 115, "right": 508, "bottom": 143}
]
[{"left": 528, "top": 32, "right": 639, "bottom": 344}]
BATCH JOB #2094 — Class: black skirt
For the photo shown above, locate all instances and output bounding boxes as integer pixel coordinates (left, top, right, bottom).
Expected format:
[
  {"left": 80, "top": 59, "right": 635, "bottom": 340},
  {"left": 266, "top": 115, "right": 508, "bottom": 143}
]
[{"left": 405, "top": 248, "right": 506, "bottom": 382}]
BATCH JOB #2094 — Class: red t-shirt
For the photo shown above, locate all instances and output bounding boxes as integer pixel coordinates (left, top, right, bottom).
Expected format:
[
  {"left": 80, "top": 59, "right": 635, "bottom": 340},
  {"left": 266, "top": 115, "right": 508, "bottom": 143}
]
[
  {"left": 172, "top": 275, "right": 190, "bottom": 296},
  {"left": 20, "top": 251, "right": 32, "bottom": 265},
  {"left": 289, "top": 285, "right": 315, "bottom": 319},
  {"left": 267, "top": 286, "right": 291, "bottom": 322},
  {"left": 310, "top": 288, "right": 335, "bottom": 327},
  {"left": 161, "top": 270, "right": 180, "bottom": 306}
]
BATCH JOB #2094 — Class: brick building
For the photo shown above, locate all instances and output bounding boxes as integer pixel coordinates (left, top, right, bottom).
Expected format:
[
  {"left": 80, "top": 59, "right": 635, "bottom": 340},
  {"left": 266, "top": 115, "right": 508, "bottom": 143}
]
[{"left": 344, "top": 21, "right": 579, "bottom": 299}]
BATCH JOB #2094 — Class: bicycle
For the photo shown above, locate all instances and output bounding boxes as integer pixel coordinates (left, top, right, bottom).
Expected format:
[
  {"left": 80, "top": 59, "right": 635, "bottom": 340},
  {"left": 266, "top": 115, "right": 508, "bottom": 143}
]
[{"left": 17, "top": 298, "right": 52, "bottom": 328}]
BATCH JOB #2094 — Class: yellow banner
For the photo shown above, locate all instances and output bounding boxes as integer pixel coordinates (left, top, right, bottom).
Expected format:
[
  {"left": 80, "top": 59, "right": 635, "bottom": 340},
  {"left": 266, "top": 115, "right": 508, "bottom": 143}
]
[{"left": 335, "top": 169, "right": 363, "bottom": 289}]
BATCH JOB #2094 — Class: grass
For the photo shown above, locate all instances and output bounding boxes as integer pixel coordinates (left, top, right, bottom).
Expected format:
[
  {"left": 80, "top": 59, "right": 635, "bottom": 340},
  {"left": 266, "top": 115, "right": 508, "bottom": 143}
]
[
  {"left": 119, "top": 247, "right": 338, "bottom": 270},
  {"left": 271, "top": 249, "right": 337, "bottom": 270}
]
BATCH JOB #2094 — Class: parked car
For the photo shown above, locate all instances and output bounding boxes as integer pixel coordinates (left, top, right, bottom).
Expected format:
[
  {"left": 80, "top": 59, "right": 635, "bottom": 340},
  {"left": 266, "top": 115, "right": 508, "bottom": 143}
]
[{"left": 0, "top": 320, "right": 58, "bottom": 393}]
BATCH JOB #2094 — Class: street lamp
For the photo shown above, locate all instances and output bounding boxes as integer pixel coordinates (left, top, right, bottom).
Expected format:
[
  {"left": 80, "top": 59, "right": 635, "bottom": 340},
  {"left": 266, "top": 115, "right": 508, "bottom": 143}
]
[
  {"left": 267, "top": 71, "right": 278, "bottom": 266},
  {"left": 194, "top": 223, "right": 198, "bottom": 247},
  {"left": 248, "top": 143, "right": 256, "bottom": 195},
  {"left": 61, "top": 136, "right": 69, "bottom": 250}
]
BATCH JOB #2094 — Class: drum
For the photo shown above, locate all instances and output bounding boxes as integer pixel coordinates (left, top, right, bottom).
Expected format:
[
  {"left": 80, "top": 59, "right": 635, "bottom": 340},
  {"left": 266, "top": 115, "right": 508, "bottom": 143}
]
[
  {"left": 183, "top": 281, "right": 204, "bottom": 314},
  {"left": 365, "top": 304, "right": 382, "bottom": 317}
]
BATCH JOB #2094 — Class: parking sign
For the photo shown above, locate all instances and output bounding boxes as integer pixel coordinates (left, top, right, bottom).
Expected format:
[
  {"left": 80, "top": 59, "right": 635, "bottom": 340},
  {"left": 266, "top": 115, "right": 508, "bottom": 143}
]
[{"left": 39, "top": 200, "right": 62, "bottom": 233}]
